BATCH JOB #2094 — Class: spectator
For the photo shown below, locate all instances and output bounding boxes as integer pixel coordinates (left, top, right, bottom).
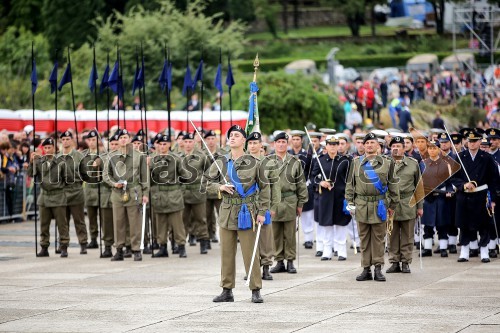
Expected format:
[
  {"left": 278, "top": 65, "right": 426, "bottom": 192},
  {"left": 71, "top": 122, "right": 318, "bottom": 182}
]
[
  {"left": 432, "top": 111, "right": 445, "bottom": 129},
  {"left": 1, "top": 141, "right": 19, "bottom": 219}
]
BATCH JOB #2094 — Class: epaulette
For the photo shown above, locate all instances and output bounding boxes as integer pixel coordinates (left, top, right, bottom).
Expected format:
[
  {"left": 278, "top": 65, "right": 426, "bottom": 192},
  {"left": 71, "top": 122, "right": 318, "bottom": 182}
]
[{"left": 406, "top": 156, "right": 418, "bottom": 164}]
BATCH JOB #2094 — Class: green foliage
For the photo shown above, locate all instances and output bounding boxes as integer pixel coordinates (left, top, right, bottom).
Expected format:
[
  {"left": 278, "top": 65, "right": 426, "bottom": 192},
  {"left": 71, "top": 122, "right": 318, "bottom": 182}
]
[
  {"left": 8, "top": 0, "right": 43, "bottom": 33},
  {"left": 229, "top": 0, "right": 255, "bottom": 22},
  {"left": 229, "top": 71, "right": 337, "bottom": 133},
  {"left": 454, "top": 96, "right": 487, "bottom": 127}
]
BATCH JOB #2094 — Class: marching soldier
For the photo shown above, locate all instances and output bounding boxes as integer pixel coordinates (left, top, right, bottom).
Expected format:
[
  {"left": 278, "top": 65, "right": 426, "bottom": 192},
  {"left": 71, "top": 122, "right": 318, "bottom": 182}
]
[
  {"left": 28, "top": 138, "right": 69, "bottom": 257},
  {"left": 386, "top": 136, "right": 423, "bottom": 274},
  {"left": 206, "top": 125, "right": 270, "bottom": 303},
  {"left": 180, "top": 132, "right": 211, "bottom": 253},
  {"left": 312, "top": 136, "right": 352, "bottom": 261},
  {"left": 452, "top": 129, "right": 498, "bottom": 263},
  {"left": 59, "top": 130, "right": 89, "bottom": 255},
  {"left": 150, "top": 134, "right": 187, "bottom": 258},
  {"left": 487, "top": 128, "right": 500, "bottom": 258},
  {"left": 270, "top": 132, "right": 308, "bottom": 274},
  {"left": 345, "top": 132, "right": 399, "bottom": 282},
  {"left": 246, "top": 132, "right": 280, "bottom": 280},
  {"left": 103, "top": 129, "right": 149, "bottom": 261}
]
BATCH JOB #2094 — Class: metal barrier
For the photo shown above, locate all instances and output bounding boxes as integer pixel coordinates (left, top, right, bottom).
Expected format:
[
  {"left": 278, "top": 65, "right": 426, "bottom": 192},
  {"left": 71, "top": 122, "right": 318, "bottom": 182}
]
[{"left": 0, "top": 173, "right": 35, "bottom": 222}]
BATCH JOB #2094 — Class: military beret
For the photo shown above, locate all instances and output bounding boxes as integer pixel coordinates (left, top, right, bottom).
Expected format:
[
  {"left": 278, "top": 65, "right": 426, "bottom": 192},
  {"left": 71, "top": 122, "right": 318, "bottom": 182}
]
[
  {"left": 290, "top": 130, "right": 306, "bottom": 137},
  {"left": 274, "top": 131, "right": 289, "bottom": 142},
  {"left": 153, "top": 133, "right": 163, "bottom": 144},
  {"left": 363, "top": 132, "right": 377, "bottom": 143},
  {"left": 157, "top": 135, "right": 171, "bottom": 143},
  {"left": 176, "top": 131, "right": 187, "bottom": 140},
  {"left": 115, "top": 129, "right": 129, "bottom": 137},
  {"left": 204, "top": 130, "right": 216, "bottom": 139},
  {"left": 85, "top": 130, "right": 98, "bottom": 139},
  {"left": 136, "top": 129, "right": 145, "bottom": 136},
  {"left": 450, "top": 132, "right": 463, "bottom": 144},
  {"left": 325, "top": 136, "right": 339, "bottom": 145},
  {"left": 227, "top": 125, "right": 246, "bottom": 139},
  {"left": 467, "top": 130, "right": 482, "bottom": 141},
  {"left": 438, "top": 133, "right": 450, "bottom": 142},
  {"left": 389, "top": 136, "right": 404, "bottom": 147},
  {"left": 60, "top": 130, "right": 73, "bottom": 139},
  {"left": 183, "top": 132, "right": 195, "bottom": 140},
  {"left": 42, "top": 137, "right": 55, "bottom": 146},
  {"left": 480, "top": 138, "right": 491, "bottom": 146},
  {"left": 109, "top": 133, "right": 119, "bottom": 142},
  {"left": 487, "top": 128, "right": 500, "bottom": 139},
  {"left": 428, "top": 140, "right": 440, "bottom": 148},
  {"left": 131, "top": 134, "right": 143, "bottom": 143},
  {"left": 246, "top": 132, "right": 262, "bottom": 142}
]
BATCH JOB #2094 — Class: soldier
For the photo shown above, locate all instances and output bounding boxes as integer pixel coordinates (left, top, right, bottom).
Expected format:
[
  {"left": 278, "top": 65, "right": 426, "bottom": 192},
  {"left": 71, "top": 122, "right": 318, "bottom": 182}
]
[
  {"left": 103, "top": 129, "right": 149, "bottom": 261},
  {"left": 270, "top": 132, "right": 308, "bottom": 274},
  {"left": 59, "top": 130, "right": 89, "bottom": 255},
  {"left": 452, "top": 129, "right": 498, "bottom": 263},
  {"left": 206, "top": 125, "right": 270, "bottom": 303},
  {"left": 312, "top": 136, "right": 352, "bottom": 261},
  {"left": 386, "top": 136, "right": 423, "bottom": 274},
  {"left": 487, "top": 128, "right": 499, "bottom": 258},
  {"left": 345, "top": 132, "right": 399, "bottom": 282},
  {"left": 28, "top": 138, "right": 69, "bottom": 257},
  {"left": 172, "top": 131, "right": 186, "bottom": 154},
  {"left": 180, "top": 132, "right": 211, "bottom": 253},
  {"left": 203, "top": 130, "right": 223, "bottom": 244},
  {"left": 246, "top": 132, "right": 280, "bottom": 280},
  {"left": 404, "top": 136, "right": 422, "bottom": 162},
  {"left": 81, "top": 130, "right": 101, "bottom": 249},
  {"left": 150, "top": 134, "right": 187, "bottom": 258}
]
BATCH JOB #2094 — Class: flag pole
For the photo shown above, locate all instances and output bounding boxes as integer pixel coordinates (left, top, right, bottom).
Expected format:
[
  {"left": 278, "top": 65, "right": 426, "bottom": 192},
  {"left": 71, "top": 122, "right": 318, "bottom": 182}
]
[
  {"left": 136, "top": 46, "right": 144, "bottom": 136},
  {"left": 200, "top": 49, "right": 204, "bottom": 131},
  {"left": 185, "top": 52, "right": 190, "bottom": 132},
  {"left": 106, "top": 52, "right": 110, "bottom": 149},
  {"left": 218, "top": 48, "right": 223, "bottom": 145},
  {"left": 119, "top": 47, "right": 126, "bottom": 129},
  {"left": 115, "top": 44, "right": 120, "bottom": 129},
  {"left": 166, "top": 45, "right": 172, "bottom": 137},
  {"left": 67, "top": 47, "right": 79, "bottom": 146},
  {"left": 53, "top": 49, "right": 59, "bottom": 254},
  {"left": 228, "top": 53, "right": 233, "bottom": 124},
  {"left": 31, "top": 41, "right": 38, "bottom": 257}
]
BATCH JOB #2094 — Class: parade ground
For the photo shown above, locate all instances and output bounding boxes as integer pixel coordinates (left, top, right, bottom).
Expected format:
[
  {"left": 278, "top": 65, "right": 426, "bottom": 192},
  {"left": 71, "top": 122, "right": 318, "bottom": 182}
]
[{"left": 1, "top": 220, "right": 499, "bottom": 333}]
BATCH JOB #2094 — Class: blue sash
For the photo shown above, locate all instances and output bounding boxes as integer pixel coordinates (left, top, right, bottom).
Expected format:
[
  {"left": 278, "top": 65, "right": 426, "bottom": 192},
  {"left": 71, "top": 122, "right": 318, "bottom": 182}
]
[
  {"left": 342, "top": 199, "right": 350, "bottom": 215},
  {"left": 360, "top": 157, "right": 388, "bottom": 221},
  {"left": 227, "top": 158, "right": 258, "bottom": 230}
]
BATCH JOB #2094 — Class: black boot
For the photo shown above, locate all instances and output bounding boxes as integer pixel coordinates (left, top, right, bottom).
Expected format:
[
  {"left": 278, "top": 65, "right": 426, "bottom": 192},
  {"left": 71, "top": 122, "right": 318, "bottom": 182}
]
[
  {"left": 315, "top": 251, "right": 323, "bottom": 257},
  {"left": 211, "top": 235, "right": 219, "bottom": 243},
  {"left": 470, "top": 248, "right": 479, "bottom": 257},
  {"left": 134, "top": 251, "right": 142, "bottom": 261},
  {"left": 206, "top": 240, "right": 212, "bottom": 250},
  {"left": 489, "top": 249, "right": 498, "bottom": 258},
  {"left": 213, "top": 288, "right": 234, "bottom": 302},
  {"left": 171, "top": 239, "right": 179, "bottom": 254},
  {"left": 111, "top": 248, "right": 124, "bottom": 261},
  {"left": 142, "top": 245, "right": 152, "bottom": 255},
  {"left": 287, "top": 260, "right": 297, "bottom": 274},
  {"left": 262, "top": 265, "right": 273, "bottom": 280},
  {"left": 449, "top": 245, "right": 457, "bottom": 254},
  {"left": 80, "top": 243, "right": 87, "bottom": 255},
  {"left": 200, "top": 239, "right": 208, "bottom": 254},
  {"left": 101, "top": 246, "right": 113, "bottom": 258},
  {"left": 440, "top": 249, "right": 448, "bottom": 257},
  {"left": 386, "top": 262, "right": 401, "bottom": 273},
  {"left": 55, "top": 246, "right": 61, "bottom": 254},
  {"left": 420, "top": 249, "right": 432, "bottom": 257},
  {"left": 60, "top": 245, "right": 68, "bottom": 258},
  {"left": 87, "top": 238, "right": 98, "bottom": 249},
  {"left": 270, "top": 260, "right": 286, "bottom": 273},
  {"left": 153, "top": 244, "right": 169, "bottom": 258},
  {"left": 152, "top": 239, "right": 160, "bottom": 250},
  {"left": 356, "top": 267, "right": 372, "bottom": 281},
  {"left": 304, "top": 241, "right": 313, "bottom": 249},
  {"left": 433, "top": 247, "right": 441, "bottom": 254},
  {"left": 374, "top": 265, "right": 386, "bottom": 282},
  {"left": 189, "top": 234, "right": 196, "bottom": 246},
  {"left": 37, "top": 246, "right": 49, "bottom": 257},
  {"left": 178, "top": 244, "right": 187, "bottom": 258},
  {"left": 123, "top": 246, "right": 132, "bottom": 258},
  {"left": 401, "top": 262, "right": 411, "bottom": 273},
  {"left": 251, "top": 289, "right": 264, "bottom": 303}
]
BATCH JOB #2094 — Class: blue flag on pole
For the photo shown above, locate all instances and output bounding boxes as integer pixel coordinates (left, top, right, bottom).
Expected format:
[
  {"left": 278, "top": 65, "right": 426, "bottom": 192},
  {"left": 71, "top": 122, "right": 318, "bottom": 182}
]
[
  {"left": 214, "top": 63, "right": 223, "bottom": 96},
  {"left": 108, "top": 61, "right": 119, "bottom": 94},
  {"left": 100, "top": 64, "right": 109, "bottom": 94},
  {"left": 138, "top": 56, "right": 145, "bottom": 89},
  {"left": 167, "top": 62, "right": 172, "bottom": 92},
  {"left": 58, "top": 62, "right": 72, "bottom": 91},
  {"left": 31, "top": 59, "right": 38, "bottom": 95},
  {"left": 226, "top": 62, "right": 235, "bottom": 89},
  {"left": 182, "top": 65, "right": 192, "bottom": 96},
  {"left": 132, "top": 61, "right": 140, "bottom": 96},
  {"left": 192, "top": 59, "right": 203, "bottom": 89},
  {"left": 88, "top": 61, "right": 98, "bottom": 93},
  {"left": 158, "top": 60, "right": 168, "bottom": 91},
  {"left": 49, "top": 61, "right": 58, "bottom": 94}
]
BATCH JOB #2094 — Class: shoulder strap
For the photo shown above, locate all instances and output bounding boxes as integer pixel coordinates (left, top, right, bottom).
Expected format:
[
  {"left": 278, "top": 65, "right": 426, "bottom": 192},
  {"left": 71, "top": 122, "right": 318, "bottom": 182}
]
[{"left": 360, "top": 156, "right": 387, "bottom": 195}]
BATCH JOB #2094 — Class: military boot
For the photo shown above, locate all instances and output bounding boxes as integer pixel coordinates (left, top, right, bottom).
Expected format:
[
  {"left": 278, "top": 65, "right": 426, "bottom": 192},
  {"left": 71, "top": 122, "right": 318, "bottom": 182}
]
[
  {"left": 470, "top": 248, "right": 479, "bottom": 257},
  {"left": 373, "top": 265, "right": 386, "bottom": 282},
  {"left": 60, "top": 245, "right": 68, "bottom": 258},
  {"left": 262, "top": 265, "right": 273, "bottom": 280},
  {"left": 286, "top": 260, "right": 297, "bottom": 274},
  {"left": 37, "top": 246, "right": 49, "bottom": 257},
  {"left": 171, "top": 239, "right": 179, "bottom": 254},
  {"left": 200, "top": 239, "right": 208, "bottom": 254},
  {"left": 189, "top": 234, "right": 196, "bottom": 246},
  {"left": 401, "top": 262, "right": 411, "bottom": 273},
  {"left": 142, "top": 245, "right": 152, "bottom": 255},
  {"left": 489, "top": 249, "right": 498, "bottom": 258},
  {"left": 356, "top": 267, "right": 372, "bottom": 281},
  {"left": 153, "top": 244, "right": 169, "bottom": 258},
  {"left": 80, "top": 243, "right": 87, "bottom": 255},
  {"left": 251, "top": 289, "right": 264, "bottom": 303},
  {"left": 87, "top": 238, "right": 98, "bottom": 249},
  {"left": 420, "top": 249, "right": 432, "bottom": 257},
  {"left": 178, "top": 244, "right": 187, "bottom": 258},
  {"left": 152, "top": 239, "right": 159, "bottom": 250},
  {"left": 386, "top": 262, "right": 401, "bottom": 273},
  {"left": 211, "top": 235, "right": 219, "bottom": 243},
  {"left": 206, "top": 240, "right": 212, "bottom": 250},
  {"left": 101, "top": 246, "right": 113, "bottom": 258},
  {"left": 55, "top": 246, "right": 61, "bottom": 254},
  {"left": 448, "top": 245, "right": 457, "bottom": 254},
  {"left": 123, "top": 246, "right": 132, "bottom": 258},
  {"left": 440, "top": 249, "right": 448, "bottom": 257},
  {"left": 134, "top": 251, "right": 142, "bottom": 261},
  {"left": 213, "top": 288, "right": 234, "bottom": 302},
  {"left": 111, "top": 248, "right": 124, "bottom": 261},
  {"left": 270, "top": 260, "right": 286, "bottom": 273}
]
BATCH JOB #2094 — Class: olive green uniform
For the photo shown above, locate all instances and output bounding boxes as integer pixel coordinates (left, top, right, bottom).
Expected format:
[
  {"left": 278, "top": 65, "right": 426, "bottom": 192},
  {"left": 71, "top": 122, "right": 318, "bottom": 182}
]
[
  {"left": 150, "top": 152, "right": 186, "bottom": 246},
  {"left": 180, "top": 148, "right": 210, "bottom": 241},
  {"left": 103, "top": 145, "right": 149, "bottom": 252},
  {"left": 81, "top": 149, "right": 101, "bottom": 241},
  {"left": 272, "top": 153, "right": 308, "bottom": 262},
  {"left": 95, "top": 153, "right": 114, "bottom": 247},
  {"left": 60, "top": 149, "right": 88, "bottom": 245},
  {"left": 28, "top": 154, "right": 69, "bottom": 248},
  {"left": 207, "top": 152, "right": 271, "bottom": 290},
  {"left": 205, "top": 147, "right": 225, "bottom": 240},
  {"left": 345, "top": 155, "right": 400, "bottom": 268},
  {"left": 389, "top": 156, "right": 423, "bottom": 264}
]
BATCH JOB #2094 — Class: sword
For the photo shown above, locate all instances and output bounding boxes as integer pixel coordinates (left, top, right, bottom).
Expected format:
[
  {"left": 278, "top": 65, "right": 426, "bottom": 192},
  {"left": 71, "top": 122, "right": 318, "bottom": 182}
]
[
  {"left": 443, "top": 125, "right": 474, "bottom": 187},
  {"left": 296, "top": 215, "right": 300, "bottom": 269},
  {"left": 245, "top": 223, "right": 262, "bottom": 287},
  {"left": 351, "top": 219, "right": 357, "bottom": 254},
  {"left": 304, "top": 127, "right": 328, "bottom": 181},
  {"left": 140, "top": 202, "right": 146, "bottom": 250},
  {"left": 418, "top": 216, "right": 423, "bottom": 270}
]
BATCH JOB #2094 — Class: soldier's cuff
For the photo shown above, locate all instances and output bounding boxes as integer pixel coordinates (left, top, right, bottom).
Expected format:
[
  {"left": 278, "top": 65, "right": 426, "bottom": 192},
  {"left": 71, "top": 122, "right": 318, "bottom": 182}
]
[
  {"left": 297, "top": 203, "right": 304, "bottom": 208},
  {"left": 258, "top": 209, "right": 267, "bottom": 216}
]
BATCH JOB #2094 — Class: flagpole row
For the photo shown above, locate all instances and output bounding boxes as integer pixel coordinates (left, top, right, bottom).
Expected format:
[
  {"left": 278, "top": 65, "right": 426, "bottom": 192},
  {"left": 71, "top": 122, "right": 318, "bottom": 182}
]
[{"left": 31, "top": 41, "right": 39, "bottom": 257}]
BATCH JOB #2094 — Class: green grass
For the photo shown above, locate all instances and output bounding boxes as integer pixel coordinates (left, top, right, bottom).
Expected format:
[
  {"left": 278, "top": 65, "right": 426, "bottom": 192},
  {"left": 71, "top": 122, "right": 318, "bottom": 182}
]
[{"left": 246, "top": 25, "right": 434, "bottom": 41}]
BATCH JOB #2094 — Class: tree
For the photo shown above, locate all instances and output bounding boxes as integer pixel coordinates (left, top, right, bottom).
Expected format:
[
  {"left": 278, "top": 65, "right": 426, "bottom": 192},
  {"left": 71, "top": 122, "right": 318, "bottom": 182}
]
[
  {"left": 330, "top": 0, "right": 365, "bottom": 37},
  {"left": 253, "top": 0, "right": 280, "bottom": 38},
  {"left": 428, "top": 0, "right": 446, "bottom": 35},
  {"left": 8, "top": 0, "right": 43, "bottom": 33}
]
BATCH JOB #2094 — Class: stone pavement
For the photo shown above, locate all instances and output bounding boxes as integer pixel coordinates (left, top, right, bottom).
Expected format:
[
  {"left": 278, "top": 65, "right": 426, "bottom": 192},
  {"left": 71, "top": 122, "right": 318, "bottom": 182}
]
[{"left": 0, "top": 220, "right": 499, "bottom": 333}]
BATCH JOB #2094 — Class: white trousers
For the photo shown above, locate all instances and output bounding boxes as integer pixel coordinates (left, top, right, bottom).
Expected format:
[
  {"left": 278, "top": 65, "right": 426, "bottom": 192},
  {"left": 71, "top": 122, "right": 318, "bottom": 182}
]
[
  {"left": 301, "top": 210, "right": 315, "bottom": 242},
  {"left": 333, "top": 225, "right": 347, "bottom": 258}
]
